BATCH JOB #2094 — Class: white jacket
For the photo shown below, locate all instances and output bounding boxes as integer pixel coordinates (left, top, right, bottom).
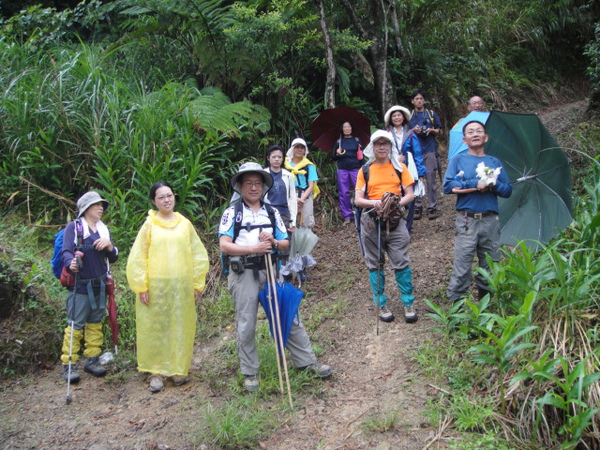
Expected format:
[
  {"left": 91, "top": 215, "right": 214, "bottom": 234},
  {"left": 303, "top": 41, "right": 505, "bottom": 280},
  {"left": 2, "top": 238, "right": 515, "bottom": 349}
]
[{"left": 265, "top": 167, "right": 298, "bottom": 228}]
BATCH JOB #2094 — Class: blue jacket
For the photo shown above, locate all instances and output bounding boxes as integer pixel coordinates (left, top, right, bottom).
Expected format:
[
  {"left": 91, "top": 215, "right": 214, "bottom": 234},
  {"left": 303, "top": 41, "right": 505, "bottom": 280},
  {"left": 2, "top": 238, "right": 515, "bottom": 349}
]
[{"left": 443, "top": 153, "right": 512, "bottom": 214}]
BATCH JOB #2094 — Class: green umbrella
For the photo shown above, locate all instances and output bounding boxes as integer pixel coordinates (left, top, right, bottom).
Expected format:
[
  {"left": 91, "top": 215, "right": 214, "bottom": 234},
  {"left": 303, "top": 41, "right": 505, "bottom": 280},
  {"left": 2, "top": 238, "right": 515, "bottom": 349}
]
[{"left": 484, "top": 111, "right": 573, "bottom": 250}]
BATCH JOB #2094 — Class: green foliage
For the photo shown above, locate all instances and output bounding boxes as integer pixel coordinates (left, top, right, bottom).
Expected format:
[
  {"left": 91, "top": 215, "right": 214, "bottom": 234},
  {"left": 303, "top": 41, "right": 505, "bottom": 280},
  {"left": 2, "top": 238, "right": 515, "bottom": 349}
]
[
  {"left": 420, "top": 171, "right": 600, "bottom": 448},
  {"left": 361, "top": 407, "right": 402, "bottom": 434},
  {"left": 585, "top": 23, "right": 600, "bottom": 95},
  {"left": 199, "top": 397, "right": 279, "bottom": 448},
  {"left": 0, "top": 37, "right": 270, "bottom": 247},
  {"left": 0, "top": 216, "right": 63, "bottom": 376}
]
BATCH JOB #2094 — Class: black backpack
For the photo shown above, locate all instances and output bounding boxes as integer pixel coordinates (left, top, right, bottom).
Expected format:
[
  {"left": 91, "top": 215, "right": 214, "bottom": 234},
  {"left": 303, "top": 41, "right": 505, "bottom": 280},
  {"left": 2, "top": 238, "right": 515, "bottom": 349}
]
[{"left": 220, "top": 200, "right": 278, "bottom": 275}]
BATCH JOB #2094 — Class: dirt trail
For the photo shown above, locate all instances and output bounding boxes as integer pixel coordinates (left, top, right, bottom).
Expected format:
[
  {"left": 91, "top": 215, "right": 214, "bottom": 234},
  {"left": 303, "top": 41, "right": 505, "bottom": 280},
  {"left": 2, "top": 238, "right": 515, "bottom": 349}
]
[{"left": 0, "top": 100, "right": 587, "bottom": 449}]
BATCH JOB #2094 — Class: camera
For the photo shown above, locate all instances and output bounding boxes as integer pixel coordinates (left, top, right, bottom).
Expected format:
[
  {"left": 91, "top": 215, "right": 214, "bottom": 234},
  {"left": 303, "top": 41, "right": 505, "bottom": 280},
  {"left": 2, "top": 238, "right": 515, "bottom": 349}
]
[
  {"left": 420, "top": 121, "right": 429, "bottom": 135},
  {"left": 229, "top": 256, "right": 245, "bottom": 274}
]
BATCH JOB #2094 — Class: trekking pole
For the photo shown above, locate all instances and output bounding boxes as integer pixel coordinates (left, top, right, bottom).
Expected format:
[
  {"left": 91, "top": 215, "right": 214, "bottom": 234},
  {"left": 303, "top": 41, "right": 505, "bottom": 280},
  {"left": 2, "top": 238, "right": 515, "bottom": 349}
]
[
  {"left": 376, "top": 218, "right": 381, "bottom": 336},
  {"left": 264, "top": 256, "right": 284, "bottom": 397},
  {"left": 266, "top": 253, "right": 294, "bottom": 410}
]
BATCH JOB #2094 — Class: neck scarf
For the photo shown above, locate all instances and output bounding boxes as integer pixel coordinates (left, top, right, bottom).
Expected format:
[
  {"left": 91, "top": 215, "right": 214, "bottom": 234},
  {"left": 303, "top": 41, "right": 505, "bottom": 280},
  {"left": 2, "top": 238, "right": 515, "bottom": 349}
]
[{"left": 284, "top": 157, "right": 321, "bottom": 198}]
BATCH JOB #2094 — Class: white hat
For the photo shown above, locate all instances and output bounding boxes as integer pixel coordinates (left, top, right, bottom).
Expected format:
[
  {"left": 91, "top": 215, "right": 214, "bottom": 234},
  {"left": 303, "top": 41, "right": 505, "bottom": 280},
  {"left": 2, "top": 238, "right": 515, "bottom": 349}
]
[
  {"left": 77, "top": 191, "right": 109, "bottom": 218},
  {"left": 230, "top": 162, "right": 273, "bottom": 196},
  {"left": 286, "top": 137, "right": 309, "bottom": 159},
  {"left": 384, "top": 105, "right": 411, "bottom": 128},
  {"left": 363, "top": 130, "right": 404, "bottom": 174}
]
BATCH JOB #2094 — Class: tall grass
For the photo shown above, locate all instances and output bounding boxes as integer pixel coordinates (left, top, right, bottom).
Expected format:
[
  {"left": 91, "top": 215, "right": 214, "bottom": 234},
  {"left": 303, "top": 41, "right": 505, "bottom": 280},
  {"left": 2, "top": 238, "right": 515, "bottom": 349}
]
[{"left": 0, "top": 37, "right": 270, "bottom": 246}]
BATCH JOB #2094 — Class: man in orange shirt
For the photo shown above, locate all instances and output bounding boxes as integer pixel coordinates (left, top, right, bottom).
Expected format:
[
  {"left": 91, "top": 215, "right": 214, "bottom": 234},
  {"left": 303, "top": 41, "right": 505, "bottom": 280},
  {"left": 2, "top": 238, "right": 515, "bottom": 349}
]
[{"left": 355, "top": 130, "right": 418, "bottom": 323}]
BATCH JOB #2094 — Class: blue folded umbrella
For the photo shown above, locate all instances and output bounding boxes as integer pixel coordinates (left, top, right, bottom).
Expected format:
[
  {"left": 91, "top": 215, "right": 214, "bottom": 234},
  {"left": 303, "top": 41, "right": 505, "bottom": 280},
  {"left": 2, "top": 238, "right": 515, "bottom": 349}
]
[
  {"left": 258, "top": 280, "right": 304, "bottom": 355},
  {"left": 448, "top": 111, "right": 490, "bottom": 160}
]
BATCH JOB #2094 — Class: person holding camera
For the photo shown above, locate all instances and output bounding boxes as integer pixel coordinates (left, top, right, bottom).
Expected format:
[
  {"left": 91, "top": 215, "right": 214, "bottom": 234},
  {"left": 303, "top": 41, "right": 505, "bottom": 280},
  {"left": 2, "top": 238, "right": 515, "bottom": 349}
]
[
  {"left": 60, "top": 191, "right": 119, "bottom": 383},
  {"left": 219, "top": 162, "right": 332, "bottom": 392},
  {"left": 409, "top": 89, "right": 443, "bottom": 220},
  {"left": 127, "top": 182, "right": 209, "bottom": 393}
]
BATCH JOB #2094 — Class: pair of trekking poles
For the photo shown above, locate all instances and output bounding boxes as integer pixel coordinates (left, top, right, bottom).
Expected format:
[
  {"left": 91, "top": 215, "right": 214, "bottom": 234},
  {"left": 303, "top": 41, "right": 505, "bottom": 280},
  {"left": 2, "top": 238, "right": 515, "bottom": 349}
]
[{"left": 264, "top": 253, "right": 294, "bottom": 410}]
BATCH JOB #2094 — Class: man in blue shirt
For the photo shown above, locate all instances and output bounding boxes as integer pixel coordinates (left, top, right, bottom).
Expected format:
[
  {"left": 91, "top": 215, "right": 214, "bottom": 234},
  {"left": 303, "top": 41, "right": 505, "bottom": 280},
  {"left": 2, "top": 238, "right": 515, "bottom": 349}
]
[
  {"left": 219, "top": 162, "right": 332, "bottom": 392},
  {"left": 409, "top": 90, "right": 443, "bottom": 220},
  {"left": 443, "top": 121, "right": 512, "bottom": 302}
]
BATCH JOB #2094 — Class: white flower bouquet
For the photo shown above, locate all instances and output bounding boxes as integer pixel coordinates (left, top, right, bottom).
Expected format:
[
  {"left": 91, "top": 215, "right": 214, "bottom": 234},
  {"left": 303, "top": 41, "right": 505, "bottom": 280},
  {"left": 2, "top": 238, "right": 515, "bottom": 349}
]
[{"left": 476, "top": 162, "right": 502, "bottom": 185}]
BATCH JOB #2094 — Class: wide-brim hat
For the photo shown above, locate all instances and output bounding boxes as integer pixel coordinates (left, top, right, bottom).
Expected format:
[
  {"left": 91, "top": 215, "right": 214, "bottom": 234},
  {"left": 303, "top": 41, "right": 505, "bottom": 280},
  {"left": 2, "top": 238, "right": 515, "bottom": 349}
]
[
  {"left": 384, "top": 105, "right": 411, "bottom": 128},
  {"left": 363, "top": 130, "right": 404, "bottom": 174},
  {"left": 77, "top": 191, "right": 109, "bottom": 218},
  {"left": 286, "top": 137, "right": 309, "bottom": 159},
  {"left": 230, "top": 162, "right": 274, "bottom": 195}
]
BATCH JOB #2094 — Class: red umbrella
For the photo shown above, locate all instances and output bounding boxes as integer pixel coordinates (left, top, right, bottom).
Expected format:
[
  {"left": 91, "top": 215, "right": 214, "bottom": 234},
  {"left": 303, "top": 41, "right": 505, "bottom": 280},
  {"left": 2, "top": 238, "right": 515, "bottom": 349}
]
[
  {"left": 106, "top": 275, "right": 119, "bottom": 354},
  {"left": 310, "top": 107, "right": 371, "bottom": 156}
]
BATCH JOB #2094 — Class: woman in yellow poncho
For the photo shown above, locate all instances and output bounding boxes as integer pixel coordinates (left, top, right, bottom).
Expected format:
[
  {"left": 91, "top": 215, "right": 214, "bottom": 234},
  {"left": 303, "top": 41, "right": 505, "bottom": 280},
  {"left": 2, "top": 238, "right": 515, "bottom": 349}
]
[{"left": 126, "top": 181, "right": 209, "bottom": 393}]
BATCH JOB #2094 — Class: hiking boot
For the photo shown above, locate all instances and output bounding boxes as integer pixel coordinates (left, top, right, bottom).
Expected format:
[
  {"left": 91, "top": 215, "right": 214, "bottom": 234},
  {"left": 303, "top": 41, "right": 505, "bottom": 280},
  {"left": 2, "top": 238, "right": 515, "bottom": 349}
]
[
  {"left": 343, "top": 218, "right": 352, "bottom": 226},
  {"left": 414, "top": 208, "right": 423, "bottom": 220},
  {"left": 428, "top": 209, "right": 440, "bottom": 220},
  {"left": 148, "top": 375, "right": 164, "bottom": 393},
  {"left": 84, "top": 356, "right": 107, "bottom": 377},
  {"left": 379, "top": 305, "right": 395, "bottom": 322},
  {"left": 403, "top": 305, "right": 418, "bottom": 323},
  {"left": 171, "top": 375, "right": 190, "bottom": 386},
  {"left": 478, "top": 288, "right": 492, "bottom": 300},
  {"left": 301, "top": 361, "right": 333, "bottom": 378},
  {"left": 244, "top": 375, "right": 259, "bottom": 392},
  {"left": 63, "top": 364, "right": 80, "bottom": 383}
]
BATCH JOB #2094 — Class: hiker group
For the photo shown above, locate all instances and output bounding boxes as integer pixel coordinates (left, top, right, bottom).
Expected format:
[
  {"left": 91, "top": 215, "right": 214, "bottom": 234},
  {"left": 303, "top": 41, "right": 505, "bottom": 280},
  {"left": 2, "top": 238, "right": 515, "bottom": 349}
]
[{"left": 56, "top": 91, "right": 511, "bottom": 395}]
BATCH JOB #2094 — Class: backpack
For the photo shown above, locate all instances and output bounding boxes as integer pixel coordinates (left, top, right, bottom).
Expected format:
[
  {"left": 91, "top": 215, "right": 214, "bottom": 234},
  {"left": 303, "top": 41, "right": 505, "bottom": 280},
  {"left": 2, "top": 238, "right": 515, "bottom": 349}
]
[
  {"left": 221, "top": 201, "right": 278, "bottom": 275},
  {"left": 51, "top": 219, "right": 82, "bottom": 283}
]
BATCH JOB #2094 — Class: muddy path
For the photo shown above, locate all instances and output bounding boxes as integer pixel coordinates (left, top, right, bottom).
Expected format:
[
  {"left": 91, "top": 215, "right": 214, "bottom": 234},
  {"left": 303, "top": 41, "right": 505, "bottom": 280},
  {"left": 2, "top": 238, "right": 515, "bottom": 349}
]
[{"left": 0, "top": 100, "right": 588, "bottom": 449}]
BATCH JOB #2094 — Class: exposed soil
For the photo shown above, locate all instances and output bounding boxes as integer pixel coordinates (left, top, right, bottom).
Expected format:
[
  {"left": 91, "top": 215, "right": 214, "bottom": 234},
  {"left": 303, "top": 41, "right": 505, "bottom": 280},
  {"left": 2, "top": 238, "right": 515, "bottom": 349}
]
[{"left": 0, "top": 100, "right": 589, "bottom": 449}]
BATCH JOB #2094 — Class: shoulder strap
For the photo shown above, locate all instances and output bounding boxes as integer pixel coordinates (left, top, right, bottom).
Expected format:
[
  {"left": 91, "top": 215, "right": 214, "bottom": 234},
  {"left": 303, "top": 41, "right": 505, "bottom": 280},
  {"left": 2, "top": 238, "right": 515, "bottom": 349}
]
[
  {"left": 265, "top": 204, "right": 277, "bottom": 234},
  {"left": 232, "top": 201, "right": 278, "bottom": 242},
  {"left": 74, "top": 219, "right": 83, "bottom": 248},
  {"left": 362, "top": 162, "right": 372, "bottom": 198},
  {"left": 425, "top": 109, "right": 435, "bottom": 124},
  {"left": 362, "top": 161, "right": 405, "bottom": 198},
  {"left": 232, "top": 201, "right": 243, "bottom": 242}
]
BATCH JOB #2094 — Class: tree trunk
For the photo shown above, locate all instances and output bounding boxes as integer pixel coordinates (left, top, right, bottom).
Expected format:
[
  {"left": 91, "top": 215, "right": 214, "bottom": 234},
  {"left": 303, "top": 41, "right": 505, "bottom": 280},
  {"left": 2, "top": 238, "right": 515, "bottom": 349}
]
[
  {"left": 316, "top": 0, "right": 336, "bottom": 109},
  {"left": 340, "top": 0, "right": 396, "bottom": 116}
]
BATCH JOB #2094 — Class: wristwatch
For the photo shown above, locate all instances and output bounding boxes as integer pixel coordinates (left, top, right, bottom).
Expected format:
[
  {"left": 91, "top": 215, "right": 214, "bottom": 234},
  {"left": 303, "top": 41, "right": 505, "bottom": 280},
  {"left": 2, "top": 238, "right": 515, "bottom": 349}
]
[{"left": 274, "top": 240, "right": 279, "bottom": 250}]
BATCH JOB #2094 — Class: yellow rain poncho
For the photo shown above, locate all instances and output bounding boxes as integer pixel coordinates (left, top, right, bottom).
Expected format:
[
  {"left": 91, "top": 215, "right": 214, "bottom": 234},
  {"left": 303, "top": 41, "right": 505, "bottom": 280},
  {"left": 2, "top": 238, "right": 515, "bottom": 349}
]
[{"left": 126, "top": 210, "right": 209, "bottom": 376}]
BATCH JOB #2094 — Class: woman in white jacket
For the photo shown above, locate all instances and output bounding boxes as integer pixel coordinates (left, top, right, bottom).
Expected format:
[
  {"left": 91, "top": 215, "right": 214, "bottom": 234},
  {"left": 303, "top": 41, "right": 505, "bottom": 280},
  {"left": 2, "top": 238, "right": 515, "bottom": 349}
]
[{"left": 264, "top": 144, "right": 297, "bottom": 232}]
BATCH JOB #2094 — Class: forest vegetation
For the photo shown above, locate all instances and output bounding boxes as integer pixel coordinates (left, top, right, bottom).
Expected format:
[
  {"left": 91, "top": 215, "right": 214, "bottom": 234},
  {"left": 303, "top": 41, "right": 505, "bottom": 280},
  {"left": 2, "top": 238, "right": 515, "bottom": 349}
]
[{"left": 1, "top": 0, "right": 600, "bottom": 448}]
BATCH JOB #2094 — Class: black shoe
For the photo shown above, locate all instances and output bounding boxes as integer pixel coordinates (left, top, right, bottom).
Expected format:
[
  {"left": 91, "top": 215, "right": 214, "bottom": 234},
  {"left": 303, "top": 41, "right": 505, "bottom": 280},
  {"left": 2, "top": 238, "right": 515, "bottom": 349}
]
[
  {"left": 403, "top": 305, "right": 419, "bottom": 323},
  {"left": 428, "top": 209, "right": 440, "bottom": 220},
  {"left": 300, "top": 361, "right": 333, "bottom": 378},
  {"left": 379, "top": 305, "right": 395, "bottom": 322},
  {"left": 84, "top": 356, "right": 107, "bottom": 377},
  {"left": 478, "top": 288, "right": 492, "bottom": 300},
  {"left": 414, "top": 208, "right": 423, "bottom": 220},
  {"left": 244, "top": 375, "right": 259, "bottom": 392},
  {"left": 63, "top": 364, "right": 80, "bottom": 383}
]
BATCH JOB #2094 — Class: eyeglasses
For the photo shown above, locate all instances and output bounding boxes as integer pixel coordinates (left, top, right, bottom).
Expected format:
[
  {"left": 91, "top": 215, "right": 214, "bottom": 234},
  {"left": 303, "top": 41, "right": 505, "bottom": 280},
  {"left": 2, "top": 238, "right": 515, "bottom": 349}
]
[
  {"left": 243, "top": 181, "right": 264, "bottom": 188},
  {"left": 471, "top": 101, "right": 484, "bottom": 105},
  {"left": 155, "top": 193, "right": 174, "bottom": 201},
  {"left": 374, "top": 141, "right": 391, "bottom": 147},
  {"left": 465, "top": 129, "right": 485, "bottom": 136}
]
